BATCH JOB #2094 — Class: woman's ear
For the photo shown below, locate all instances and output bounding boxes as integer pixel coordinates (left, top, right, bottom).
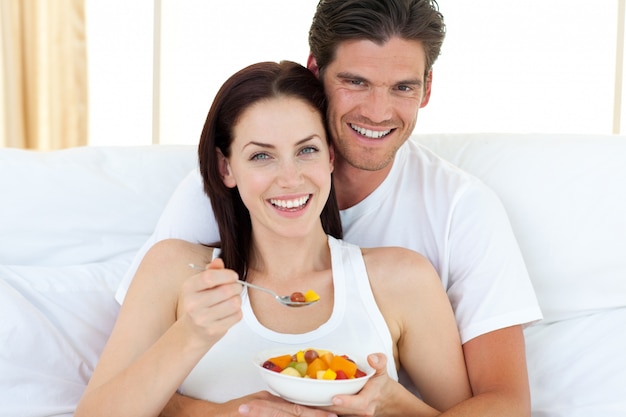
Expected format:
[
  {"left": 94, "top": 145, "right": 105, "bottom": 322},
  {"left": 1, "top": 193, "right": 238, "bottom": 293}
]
[
  {"left": 328, "top": 143, "right": 335, "bottom": 173},
  {"left": 216, "top": 148, "right": 236, "bottom": 188}
]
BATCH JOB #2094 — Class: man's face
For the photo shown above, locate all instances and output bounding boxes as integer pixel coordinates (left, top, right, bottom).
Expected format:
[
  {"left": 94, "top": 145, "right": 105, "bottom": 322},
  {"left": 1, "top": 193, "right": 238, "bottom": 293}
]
[{"left": 321, "top": 37, "right": 431, "bottom": 172}]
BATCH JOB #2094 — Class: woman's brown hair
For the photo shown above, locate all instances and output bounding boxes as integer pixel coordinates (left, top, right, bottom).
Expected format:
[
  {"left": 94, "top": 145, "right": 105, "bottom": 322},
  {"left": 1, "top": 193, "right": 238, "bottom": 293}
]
[{"left": 198, "top": 60, "right": 342, "bottom": 279}]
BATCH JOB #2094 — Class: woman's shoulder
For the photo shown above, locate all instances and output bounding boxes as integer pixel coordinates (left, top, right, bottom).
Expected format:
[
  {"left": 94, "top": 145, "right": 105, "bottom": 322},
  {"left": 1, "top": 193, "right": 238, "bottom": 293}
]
[
  {"left": 361, "top": 246, "right": 434, "bottom": 277},
  {"left": 134, "top": 239, "right": 216, "bottom": 290},
  {"left": 361, "top": 246, "right": 442, "bottom": 302},
  {"left": 147, "top": 238, "right": 215, "bottom": 264}
]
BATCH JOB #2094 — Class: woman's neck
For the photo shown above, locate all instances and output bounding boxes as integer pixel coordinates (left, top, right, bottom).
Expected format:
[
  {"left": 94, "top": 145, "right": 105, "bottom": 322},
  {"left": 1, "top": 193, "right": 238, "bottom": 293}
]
[{"left": 247, "top": 226, "right": 330, "bottom": 284}]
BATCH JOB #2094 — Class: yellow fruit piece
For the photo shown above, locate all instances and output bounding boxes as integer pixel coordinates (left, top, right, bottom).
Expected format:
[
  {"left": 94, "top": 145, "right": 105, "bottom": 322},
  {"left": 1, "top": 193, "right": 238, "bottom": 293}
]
[
  {"left": 320, "top": 351, "right": 334, "bottom": 367},
  {"left": 304, "top": 289, "right": 320, "bottom": 302},
  {"left": 321, "top": 368, "right": 337, "bottom": 380},
  {"left": 296, "top": 350, "right": 306, "bottom": 363},
  {"left": 280, "top": 367, "right": 302, "bottom": 377}
]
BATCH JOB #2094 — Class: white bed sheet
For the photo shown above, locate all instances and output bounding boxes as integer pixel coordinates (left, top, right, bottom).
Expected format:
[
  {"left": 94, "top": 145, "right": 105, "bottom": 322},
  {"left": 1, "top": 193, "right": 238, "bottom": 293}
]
[
  {"left": 525, "top": 307, "right": 626, "bottom": 416},
  {"left": 0, "top": 261, "right": 126, "bottom": 417}
]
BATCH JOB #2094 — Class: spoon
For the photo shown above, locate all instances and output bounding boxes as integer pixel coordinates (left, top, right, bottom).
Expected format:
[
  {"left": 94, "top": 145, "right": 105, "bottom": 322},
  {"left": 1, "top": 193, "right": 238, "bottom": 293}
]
[{"left": 188, "top": 263, "right": 319, "bottom": 308}]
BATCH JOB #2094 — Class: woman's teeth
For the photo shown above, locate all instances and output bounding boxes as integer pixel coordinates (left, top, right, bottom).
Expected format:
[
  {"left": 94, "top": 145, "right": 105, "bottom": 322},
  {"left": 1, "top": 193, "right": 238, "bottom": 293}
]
[{"left": 270, "top": 195, "right": 310, "bottom": 209}]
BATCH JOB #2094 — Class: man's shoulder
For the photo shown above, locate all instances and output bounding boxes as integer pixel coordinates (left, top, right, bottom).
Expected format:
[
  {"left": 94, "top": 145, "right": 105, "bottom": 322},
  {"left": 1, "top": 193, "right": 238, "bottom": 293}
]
[
  {"left": 402, "top": 139, "right": 475, "bottom": 179},
  {"left": 396, "top": 139, "right": 487, "bottom": 197}
]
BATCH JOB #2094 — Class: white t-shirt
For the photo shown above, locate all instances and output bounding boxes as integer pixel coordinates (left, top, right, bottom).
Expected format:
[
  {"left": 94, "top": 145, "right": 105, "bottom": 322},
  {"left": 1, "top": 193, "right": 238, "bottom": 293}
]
[
  {"left": 116, "top": 139, "right": 542, "bottom": 343},
  {"left": 179, "top": 236, "right": 397, "bottom": 402}
]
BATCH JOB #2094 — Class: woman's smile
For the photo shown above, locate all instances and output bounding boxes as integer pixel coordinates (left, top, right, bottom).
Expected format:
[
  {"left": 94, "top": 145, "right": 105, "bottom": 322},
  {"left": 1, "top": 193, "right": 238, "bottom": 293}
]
[{"left": 269, "top": 194, "right": 311, "bottom": 211}]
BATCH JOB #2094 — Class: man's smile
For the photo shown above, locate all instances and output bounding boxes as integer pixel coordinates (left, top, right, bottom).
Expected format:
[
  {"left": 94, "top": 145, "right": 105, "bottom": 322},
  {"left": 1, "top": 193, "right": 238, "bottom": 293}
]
[{"left": 349, "top": 123, "right": 393, "bottom": 139}]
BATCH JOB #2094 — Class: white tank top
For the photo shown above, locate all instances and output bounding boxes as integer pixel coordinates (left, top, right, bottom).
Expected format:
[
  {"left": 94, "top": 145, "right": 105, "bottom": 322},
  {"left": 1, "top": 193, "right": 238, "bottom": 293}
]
[{"left": 179, "top": 236, "right": 397, "bottom": 402}]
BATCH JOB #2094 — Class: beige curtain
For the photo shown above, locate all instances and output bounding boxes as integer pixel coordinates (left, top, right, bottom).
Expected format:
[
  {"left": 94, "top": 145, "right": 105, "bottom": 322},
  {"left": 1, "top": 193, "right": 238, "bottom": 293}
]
[{"left": 0, "top": 0, "right": 87, "bottom": 150}]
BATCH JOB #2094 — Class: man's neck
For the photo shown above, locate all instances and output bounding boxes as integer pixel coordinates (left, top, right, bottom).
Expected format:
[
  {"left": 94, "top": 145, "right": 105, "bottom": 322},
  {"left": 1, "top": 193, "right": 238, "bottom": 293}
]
[{"left": 332, "top": 159, "right": 393, "bottom": 210}]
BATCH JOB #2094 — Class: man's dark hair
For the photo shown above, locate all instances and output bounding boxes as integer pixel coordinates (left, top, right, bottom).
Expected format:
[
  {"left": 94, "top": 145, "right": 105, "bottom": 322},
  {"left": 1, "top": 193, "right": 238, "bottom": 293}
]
[{"left": 309, "top": 0, "right": 445, "bottom": 78}]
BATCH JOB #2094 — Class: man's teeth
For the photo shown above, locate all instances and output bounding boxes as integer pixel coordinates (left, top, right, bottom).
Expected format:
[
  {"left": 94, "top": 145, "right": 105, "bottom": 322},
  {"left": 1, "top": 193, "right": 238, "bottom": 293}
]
[
  {"left": 270, "top": 195, "right": 309, "bottom": 209},
  {"left": 350, "top": 124, "right": 391, "bottom": 139}
]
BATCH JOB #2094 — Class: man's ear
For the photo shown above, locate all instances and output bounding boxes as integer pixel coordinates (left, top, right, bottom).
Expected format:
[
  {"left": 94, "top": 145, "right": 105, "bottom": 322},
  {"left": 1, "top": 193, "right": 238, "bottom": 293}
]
[
  {"left": 307, "top": 53, "right": 320, "bottom": 78},
  {"left": 216, "top": 148, "right": 236, "bottom": 188},
  {"left": 420, "top": 70, "right": 433, "bottom": 108}
]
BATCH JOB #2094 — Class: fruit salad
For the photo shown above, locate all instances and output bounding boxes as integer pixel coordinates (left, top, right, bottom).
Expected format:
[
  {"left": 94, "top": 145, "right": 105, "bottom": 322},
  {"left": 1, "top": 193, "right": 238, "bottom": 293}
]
[
  {"left": 289, "top": 289, "right": 320, "bottom": 303},
  {"left": 262, "top": 348, "right": 367, "bottom": 380}
]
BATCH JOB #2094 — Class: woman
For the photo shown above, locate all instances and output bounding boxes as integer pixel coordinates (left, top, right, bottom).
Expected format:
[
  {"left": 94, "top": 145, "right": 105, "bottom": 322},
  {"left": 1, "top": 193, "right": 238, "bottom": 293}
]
[{"left": 75, "top": 61, "right": 471, "bottom": 417}]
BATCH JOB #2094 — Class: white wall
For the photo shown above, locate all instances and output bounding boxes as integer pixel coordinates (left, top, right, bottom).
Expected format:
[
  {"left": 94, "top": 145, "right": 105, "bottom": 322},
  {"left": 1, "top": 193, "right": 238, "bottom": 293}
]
[
  {"left": 86, "top": 0, "right": 154, "bottom": 146},
  {"left": 156, "top": 0, "right": 317, "bottom": 146},
  {"left": 86, "top": 1, "right": 624, "bottom": 146}
]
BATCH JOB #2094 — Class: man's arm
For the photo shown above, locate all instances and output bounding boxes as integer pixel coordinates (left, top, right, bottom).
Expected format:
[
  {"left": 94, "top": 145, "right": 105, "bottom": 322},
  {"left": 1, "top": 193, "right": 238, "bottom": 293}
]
[{"left": 441, "top": 325, "right": 531, "bottom": 416}]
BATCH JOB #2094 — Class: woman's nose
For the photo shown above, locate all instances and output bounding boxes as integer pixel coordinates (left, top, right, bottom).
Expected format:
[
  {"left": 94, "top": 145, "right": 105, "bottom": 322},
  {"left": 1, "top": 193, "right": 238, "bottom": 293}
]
[{"left": 276, "top": 159, "right": 304, "bottom": 187}]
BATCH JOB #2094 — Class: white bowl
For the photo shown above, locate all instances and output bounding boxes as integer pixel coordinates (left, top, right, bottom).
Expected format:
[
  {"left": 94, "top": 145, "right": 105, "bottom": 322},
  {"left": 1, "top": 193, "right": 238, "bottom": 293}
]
[{"left": 253, "top": 348, "right": 375, "bottom": 406}]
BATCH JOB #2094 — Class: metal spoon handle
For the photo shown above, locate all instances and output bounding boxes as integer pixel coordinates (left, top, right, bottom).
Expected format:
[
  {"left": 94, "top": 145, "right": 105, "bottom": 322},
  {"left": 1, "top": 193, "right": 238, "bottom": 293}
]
[
  {"left": 237, "top": 279, "right": 281, "bottom": 299},
  {"left": 189, "top": 264, "right": 280, "bottom": 298},
  {"left": 188, "top": 263, "right": 316, "bottom": 307}
]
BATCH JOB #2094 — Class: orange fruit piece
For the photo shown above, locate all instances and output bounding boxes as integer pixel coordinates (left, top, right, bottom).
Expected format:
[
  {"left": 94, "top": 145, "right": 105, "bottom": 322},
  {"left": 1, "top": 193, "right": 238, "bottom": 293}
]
[
  {"left": 306, "top": 357, "right": 328, "bottom": 378},
  {"left": 267, "top": 354, "right": 293, "bottom": 370},
  {"left": 329, "top": 355, "right": 357, "bottom": 378}
]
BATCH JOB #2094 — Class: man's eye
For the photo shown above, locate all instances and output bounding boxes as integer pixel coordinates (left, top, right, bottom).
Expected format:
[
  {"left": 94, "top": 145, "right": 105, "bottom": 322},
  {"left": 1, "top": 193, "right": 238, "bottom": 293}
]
[{"left": 397, "top": 85, "right": 413, "bottom": 92}]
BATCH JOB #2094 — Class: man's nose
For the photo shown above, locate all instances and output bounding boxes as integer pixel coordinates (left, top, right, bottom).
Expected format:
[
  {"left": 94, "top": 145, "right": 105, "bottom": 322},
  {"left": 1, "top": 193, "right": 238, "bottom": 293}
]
[{"left": 360, "top": 87, "right": 393, "bottom": 123}]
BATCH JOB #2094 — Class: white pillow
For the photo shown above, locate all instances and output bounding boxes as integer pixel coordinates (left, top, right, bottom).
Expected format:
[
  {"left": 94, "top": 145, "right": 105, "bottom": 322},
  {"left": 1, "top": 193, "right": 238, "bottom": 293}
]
[
  {"left": 0, "top": 145, "right": 196, "bottom": 266},
  {"left": 414, "top": 134, "right": 626, "bottom": 322},
  {"left": 0, "top": 261, "right": 126, "bottom": 417}
]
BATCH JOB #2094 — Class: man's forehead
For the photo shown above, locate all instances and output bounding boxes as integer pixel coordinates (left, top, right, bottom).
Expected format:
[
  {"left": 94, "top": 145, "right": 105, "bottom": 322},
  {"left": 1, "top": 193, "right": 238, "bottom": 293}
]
[{"left": 330, "top": 37, "right": 427, "bottom": 80}]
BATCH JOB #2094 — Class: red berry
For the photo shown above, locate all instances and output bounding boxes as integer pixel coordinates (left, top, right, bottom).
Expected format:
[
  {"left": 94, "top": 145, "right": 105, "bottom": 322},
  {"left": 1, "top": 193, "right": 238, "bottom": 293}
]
[
  {"left": 290, "top": 292, "right": 306, "bottom": 302},
  {"left": 335, "top": 370, "right": 348, "bottom": 380},
  {"left": 262, "top": 360, "right": 282, "bottom": 373}
]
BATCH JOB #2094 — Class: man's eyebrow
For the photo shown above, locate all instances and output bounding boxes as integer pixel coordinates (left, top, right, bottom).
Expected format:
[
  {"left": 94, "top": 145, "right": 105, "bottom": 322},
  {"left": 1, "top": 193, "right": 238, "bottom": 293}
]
[
  {"left": 336, "top": 71, "right": 366, "bottom": 81},
  {"left": 336, "top": 72, "right": 423, "bottom": 88}
]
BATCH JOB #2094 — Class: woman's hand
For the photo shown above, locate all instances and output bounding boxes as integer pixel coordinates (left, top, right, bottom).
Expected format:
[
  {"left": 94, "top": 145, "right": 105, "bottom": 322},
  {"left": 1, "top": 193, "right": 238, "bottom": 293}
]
[
  {"left": 322, "top": 353, "right": 438, "bottom": 417},
  {"left": 163, "top": 390, "right": 338, "bottom": 417},
  {"left": 320, "top": 353, "right": 391, "bottom": 417},
  {"left": 177, "top": 258, "right": 243, "bottom": 346},
  {"left": 237, "top": 391, "right": 338, "bottom": 417}
]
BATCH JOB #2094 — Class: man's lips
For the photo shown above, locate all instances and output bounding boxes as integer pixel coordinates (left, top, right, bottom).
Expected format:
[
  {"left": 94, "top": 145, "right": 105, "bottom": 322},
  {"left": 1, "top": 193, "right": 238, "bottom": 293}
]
[{"left": 350, "top": 123, "right": 393, "bottom": 139}]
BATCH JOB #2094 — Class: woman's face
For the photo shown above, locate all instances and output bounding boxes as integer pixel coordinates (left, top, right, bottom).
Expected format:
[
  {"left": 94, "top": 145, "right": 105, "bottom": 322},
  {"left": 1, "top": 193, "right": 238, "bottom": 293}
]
[{"left": 220, "top": 96, "right": 333, "bottom": 240}]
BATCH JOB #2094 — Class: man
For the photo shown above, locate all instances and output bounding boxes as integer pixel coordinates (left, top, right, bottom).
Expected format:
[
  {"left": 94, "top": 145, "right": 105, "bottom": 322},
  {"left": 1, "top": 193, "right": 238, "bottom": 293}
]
[{"left": 117, "top": 1, "right": 542, "bottom": 416}]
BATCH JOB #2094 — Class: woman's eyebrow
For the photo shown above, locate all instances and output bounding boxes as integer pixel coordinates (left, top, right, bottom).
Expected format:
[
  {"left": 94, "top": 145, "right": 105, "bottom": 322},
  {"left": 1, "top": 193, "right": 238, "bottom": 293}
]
[{"left": 241, "top": 135, "right": 322, "bottom": 151}]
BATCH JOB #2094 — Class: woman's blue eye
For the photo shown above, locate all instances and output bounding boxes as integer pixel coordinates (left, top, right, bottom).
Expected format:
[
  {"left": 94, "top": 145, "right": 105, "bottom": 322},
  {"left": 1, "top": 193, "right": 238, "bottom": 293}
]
[
  {"left": 300, "top": 146, "right": 318, "bottom": 155},
  {"left": 251, "top": 152, "right": 269, "bottom": 161}
]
